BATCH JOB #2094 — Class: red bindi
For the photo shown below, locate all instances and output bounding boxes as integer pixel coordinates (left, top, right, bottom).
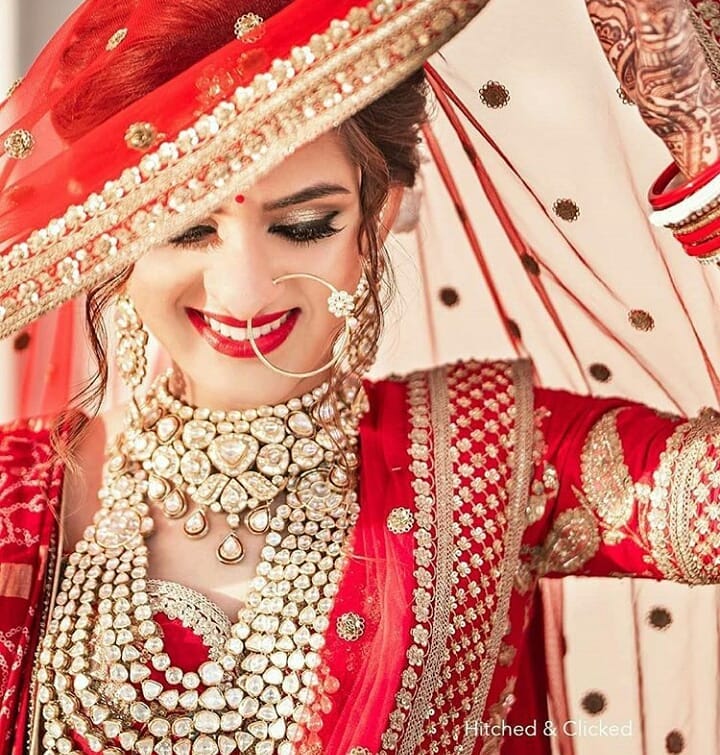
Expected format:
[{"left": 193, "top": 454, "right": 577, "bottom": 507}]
[{"left": 235, "top": 194, "right": 245, "bottom": 204}]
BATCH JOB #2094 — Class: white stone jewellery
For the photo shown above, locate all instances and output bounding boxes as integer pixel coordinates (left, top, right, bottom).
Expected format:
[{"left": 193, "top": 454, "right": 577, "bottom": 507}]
[
  {"left": 126, "top": 369, "right": 362, "bottom": 564},
  {"left": 34, "top": 370, "right": 368, "bottom": 755}
]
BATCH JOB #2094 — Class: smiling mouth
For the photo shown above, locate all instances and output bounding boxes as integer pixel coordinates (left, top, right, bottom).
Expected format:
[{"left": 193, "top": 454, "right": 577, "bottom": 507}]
[
  {"left": 186, "top": 307, "right": 301, "bottom": 360},
  {"left": 200, "top": 310, "right": 293, "bottom": 342}
]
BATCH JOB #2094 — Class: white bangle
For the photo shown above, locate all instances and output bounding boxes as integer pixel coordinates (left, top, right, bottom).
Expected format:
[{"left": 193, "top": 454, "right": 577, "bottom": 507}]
[{"left": 649, "top": 172, "right": 720, "bottom": 227}]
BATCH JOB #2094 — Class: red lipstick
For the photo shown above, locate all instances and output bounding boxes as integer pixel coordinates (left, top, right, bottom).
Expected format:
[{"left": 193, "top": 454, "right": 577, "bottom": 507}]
[{"left": 186, "top": 307, "right": 300, "bottom": 359}]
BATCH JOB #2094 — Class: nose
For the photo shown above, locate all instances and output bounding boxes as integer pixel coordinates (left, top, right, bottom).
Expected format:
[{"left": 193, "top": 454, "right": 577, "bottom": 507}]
[{"left": 203, "top": 233, "right": 280, "bottom": 318}]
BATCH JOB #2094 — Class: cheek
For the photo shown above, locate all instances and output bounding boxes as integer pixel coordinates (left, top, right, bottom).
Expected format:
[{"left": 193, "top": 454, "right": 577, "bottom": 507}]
[{"left": 127, "top": 249, "right": 192, "bottom": 306}]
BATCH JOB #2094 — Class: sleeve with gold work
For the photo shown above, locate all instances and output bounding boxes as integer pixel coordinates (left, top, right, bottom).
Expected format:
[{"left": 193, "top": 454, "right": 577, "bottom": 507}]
[{"left": 527, "top": 387, "right": 720, "bottom": 583}]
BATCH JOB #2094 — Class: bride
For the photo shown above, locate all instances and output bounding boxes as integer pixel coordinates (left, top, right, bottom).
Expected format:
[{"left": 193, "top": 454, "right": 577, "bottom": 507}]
[{"left": 1, "top": 0, "right": 720, "bottom": 753}]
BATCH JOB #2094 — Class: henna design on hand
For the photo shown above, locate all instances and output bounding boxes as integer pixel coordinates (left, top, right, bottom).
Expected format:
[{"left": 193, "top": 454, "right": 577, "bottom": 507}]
[
  {"left": 585, "top": 0, "right": 637, "bottom": 100},
  {"left": 586, "top": 0, "right": 720, "bottom": 178}
]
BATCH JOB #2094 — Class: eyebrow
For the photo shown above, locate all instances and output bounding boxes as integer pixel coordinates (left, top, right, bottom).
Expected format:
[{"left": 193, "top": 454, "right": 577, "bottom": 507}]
[{"left": 262, "top": 182, "right": 352, "bottom": 211}]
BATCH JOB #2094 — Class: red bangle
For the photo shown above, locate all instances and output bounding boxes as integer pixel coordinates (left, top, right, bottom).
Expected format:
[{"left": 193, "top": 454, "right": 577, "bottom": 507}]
[
  {"left": 675, "top": 211, "right": 720, "bottom": 244},
  {"left": 649, "top": 160, "right": 720, "bottom": 210},
  {"left": 679, "top": 232, "right": 720, "bottom": 258}
]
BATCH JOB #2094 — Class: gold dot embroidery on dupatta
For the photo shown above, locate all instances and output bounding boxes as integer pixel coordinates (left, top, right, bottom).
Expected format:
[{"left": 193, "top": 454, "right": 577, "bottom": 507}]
[
  {"left": 439, "top": 286, "right": 460, "bottom": 307},
  {"left": 13, "top": 331, "right": 30, "bottom": 351},
  {"left": 589, "top": 363, "right": 612, "bottom": 383},
  {"left": 628, "top": 309, "right": 655, "bottom": 332},
  {"left": 336, "top": 612, "right": 366, "bottom": 641},
  {"left": 647, "top": 606, "right": 673, "bottom": 630},
  {"left": 5, "top": 77, "right": 22, "bottom": 99},
  {"left": 521, "top": 254, "right": 540, "bottom": 276},
  {"left": 234, "top": 13, "right": 265, "bottom": 42},
  {"left": 348, "top": 748, "right": 373, "bottom": 755},
  {"left": 124, "top": 122, "right": 158, "bottom": 151},
  {"left": 3, "top": 128, "right": 35, "bottom": 159},
  {"left": 581, "top": 690, "right": 607, "bottom": 715},
  {"left": 106, "top": 27, "right": 128, "bottom": 50},
  {"left": 665, "top": 730, "right": 685, "bottom": 753},
  {"left": 478, "top": 81, "right": 510, "bottom": 108},
  {"left": 386, "top": 507, "right": 414, "bottom": 534},
  {"left": 553, "top": 198, "right": 580, "bottom": 222}
]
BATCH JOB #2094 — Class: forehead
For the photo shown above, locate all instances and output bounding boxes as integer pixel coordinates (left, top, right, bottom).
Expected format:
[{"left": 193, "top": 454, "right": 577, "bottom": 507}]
[{"left": 250, "top": 131, "right": 358, "bottom": 202}]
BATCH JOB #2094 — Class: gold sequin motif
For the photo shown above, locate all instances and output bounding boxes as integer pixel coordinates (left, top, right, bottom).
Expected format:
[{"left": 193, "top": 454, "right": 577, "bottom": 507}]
[
  {"left": 3, "top": 129, "right": 35, "bottom": 159},
  {"left": 234, "top": 13, "right": 265, "bottom": 41},
  {"left": 628, "top": 309, "right": 655, "bottom": 332},
  {"left": 336, "top": 612, "right": 366, "bottom": 641},
  {"left": 580, "top": 409, "right": 634, "bottom": 541},
  {"left": 540, "top": 507, "right": 600, "bottom": 574},
  {"left": 5, "top": 77, "right": 22, "bottom": 99},
  {"left": 124, "top": 121, "right": 158, "bottom": 151},
  {"left": 589, "top": 363, "right": 612, "bottom": 383},
  {"left": 386, "top": 507, "right": 414, "bottom": 534},
  {"left": 106, "top": 27, "right": 128, "bottom": 50},
  {"left": 478, "top": 81, "right": 510, "bottom": 108},
  {"left": 553, "top": 198, "right": 580, "bottom": 222}
]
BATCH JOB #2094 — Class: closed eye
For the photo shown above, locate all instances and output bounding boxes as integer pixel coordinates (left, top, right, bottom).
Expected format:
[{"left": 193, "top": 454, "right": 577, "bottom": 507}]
[
  {"left": 168, "top": 224, "right": 218, "bottom": 248},
  {"left": 269, "top": 211, "right": 344, "bottom": 246}
]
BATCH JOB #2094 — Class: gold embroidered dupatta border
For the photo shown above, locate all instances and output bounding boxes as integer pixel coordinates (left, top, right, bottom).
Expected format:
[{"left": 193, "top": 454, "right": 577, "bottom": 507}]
[
  {"left": 0, "top": 0, "right": 489, "bottom": 339},
  {"left": 380, "top": 360, "right": 534, "bottom": 754},
  {"left": 460, "top": 359, "right": 534, "bottom": 752}
]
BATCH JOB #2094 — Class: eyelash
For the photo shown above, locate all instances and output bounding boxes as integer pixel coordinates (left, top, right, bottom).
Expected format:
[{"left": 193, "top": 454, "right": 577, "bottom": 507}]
[{"left": 169, "top": 213, "right": 343, "bottom": 249}]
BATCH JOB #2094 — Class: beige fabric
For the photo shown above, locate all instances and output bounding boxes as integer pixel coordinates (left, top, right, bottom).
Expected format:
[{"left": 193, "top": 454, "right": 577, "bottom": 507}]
[{"left": 371, "top": 1, "right": 720, "bottom": 753}]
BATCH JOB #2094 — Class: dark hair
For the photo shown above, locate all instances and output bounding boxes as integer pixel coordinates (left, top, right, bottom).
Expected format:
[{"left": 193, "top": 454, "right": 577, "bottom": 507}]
[{"left": 50, "top": 1, "right": 429, "bottom": 473}]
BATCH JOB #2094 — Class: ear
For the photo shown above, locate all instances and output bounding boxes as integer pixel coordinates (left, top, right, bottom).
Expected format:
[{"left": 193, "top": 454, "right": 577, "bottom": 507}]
[{"left": 377, "top": 184, "right": 405, "bottom": 245}]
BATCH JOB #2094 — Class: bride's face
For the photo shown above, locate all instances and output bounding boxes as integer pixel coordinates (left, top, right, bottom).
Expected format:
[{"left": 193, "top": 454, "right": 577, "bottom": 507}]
[{"left": 127, "top": 131, "right": 368, "bottom": 410}]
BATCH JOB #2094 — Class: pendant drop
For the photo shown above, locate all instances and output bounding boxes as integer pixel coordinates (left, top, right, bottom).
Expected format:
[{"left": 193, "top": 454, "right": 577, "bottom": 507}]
[
  {"left": 217, "top": 531, "right": 244, "bottom": 564},
  {"left": 245, "top": 505, "right": 270, "bottom": 534},
  {"left": 162, "top": 489, "right": 187, "bottom": 519},
  {"left": 183, "top": 509, "right": 208, "bottom": 538}
]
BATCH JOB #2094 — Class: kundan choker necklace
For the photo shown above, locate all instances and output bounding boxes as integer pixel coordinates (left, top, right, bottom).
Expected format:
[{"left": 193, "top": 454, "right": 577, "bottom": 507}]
[
  {"left": 124, "top": 369, "right": 362, "bottom": 564},
  {"left": 33, "top": 371, "right": 368, "bottom": 755}
]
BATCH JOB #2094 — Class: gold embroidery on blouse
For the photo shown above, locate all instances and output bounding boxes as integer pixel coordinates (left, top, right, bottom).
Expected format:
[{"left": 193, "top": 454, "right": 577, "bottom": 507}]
[
  {"left": 459, "top": 360, "right": 534, "bottom": 754},
  {"left": 639, "top": 409, "right": 720, "bottom": 584},
  {"left": 580, "top": 409, "right": 634, "bottom": 543},
  {"left": 539, "top": 507, "right": 600, "bottom": 575}
]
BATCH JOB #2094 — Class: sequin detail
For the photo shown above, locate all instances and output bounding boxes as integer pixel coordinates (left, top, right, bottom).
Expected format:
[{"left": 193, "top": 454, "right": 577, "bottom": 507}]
[
  {"left": 386, "top": 507, "right": 414, "bottom": 534},
  {"left": 478, "top": 81, "right": 510, "bottom": 108},
  {"left": 552, "top": 198, "right": 580, "bottom": 222},
  {"left": 234, "top": 13, "right": 265, "bottom": 41},
  {"left": 124, "top": 121, "right": 158, "bottom": 151},
  {"left": 336, "top": 612, "right": 366, "bottom": 641},
  {"left": 106, "top": 28, "right": 128, "bottom": 50},
  {"left": 3, "top": 129, "right": 34, "bottom": 159}
]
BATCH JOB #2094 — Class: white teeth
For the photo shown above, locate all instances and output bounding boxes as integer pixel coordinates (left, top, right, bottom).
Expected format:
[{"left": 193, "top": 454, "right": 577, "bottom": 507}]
[{"left": 203, "top": 311, "right": 291, "bottom": 342}]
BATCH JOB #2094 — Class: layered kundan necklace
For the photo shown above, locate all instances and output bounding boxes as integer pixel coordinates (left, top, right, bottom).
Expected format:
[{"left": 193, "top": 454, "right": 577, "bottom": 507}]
[{"left": 34, "top": 369, "right": 368, "bottom": 755}]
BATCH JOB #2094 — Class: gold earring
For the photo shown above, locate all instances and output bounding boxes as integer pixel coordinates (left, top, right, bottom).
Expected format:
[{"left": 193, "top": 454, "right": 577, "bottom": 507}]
[{"left": 114, "top": 294, "right": 148, "bottom": 394}]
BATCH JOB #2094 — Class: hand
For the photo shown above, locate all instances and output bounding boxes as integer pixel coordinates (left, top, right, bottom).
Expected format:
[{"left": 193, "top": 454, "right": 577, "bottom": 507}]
[{"left": 586, "top": 0, "right": 720, "bottom": 178}]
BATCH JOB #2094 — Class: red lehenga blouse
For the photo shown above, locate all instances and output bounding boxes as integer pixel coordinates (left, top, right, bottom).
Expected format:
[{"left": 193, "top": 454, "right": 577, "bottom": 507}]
[{"left": 0, "top": 359, "right": 716, "bottom": 755}]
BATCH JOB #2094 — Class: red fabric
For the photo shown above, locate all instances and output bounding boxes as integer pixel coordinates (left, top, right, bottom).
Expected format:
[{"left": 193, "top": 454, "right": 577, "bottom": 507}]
[
  {"left": 0, "top": 365, "right": 711, "bottom": 753},
  {"left": 0, "top": 416, "right": 67, "bottom": 755},
  {"left": 0, "top": 0, "right": 356, "bottom": 258}
]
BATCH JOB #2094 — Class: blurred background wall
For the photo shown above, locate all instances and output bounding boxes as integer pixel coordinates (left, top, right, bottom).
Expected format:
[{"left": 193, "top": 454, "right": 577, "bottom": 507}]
[{"left": 1, "top": 0, "right": 81, "bottom": 92}]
